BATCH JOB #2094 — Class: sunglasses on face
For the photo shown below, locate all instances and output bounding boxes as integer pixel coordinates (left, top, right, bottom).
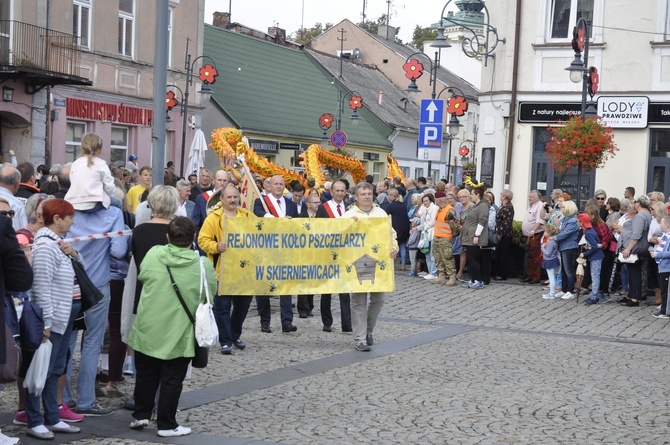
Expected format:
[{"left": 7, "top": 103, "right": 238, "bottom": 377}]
[
  {"left": 596, "top": 197, "right": 605, "bottom": 201},
  {"left": 0, "top": 210, "right": 15, "bottom": 218}
]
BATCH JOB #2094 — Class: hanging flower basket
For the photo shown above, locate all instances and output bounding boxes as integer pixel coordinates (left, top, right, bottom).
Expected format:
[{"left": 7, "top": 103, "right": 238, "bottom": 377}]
[
  {"left": 461, "top": 162, "right": 476, "bottom": 183},
  {"left": 546, "top": 116, "right": 618, "bottom": 173}
]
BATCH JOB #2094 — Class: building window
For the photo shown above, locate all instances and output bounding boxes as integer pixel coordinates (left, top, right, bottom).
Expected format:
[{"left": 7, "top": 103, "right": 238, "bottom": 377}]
[
  {"left": 65, "top": 122, "right": 86, "bottom": 163},
  {"left": 549, "top": 0, "right": 594, "bottom": 40},
  {"left": 415, "top": 168, "right": 424, "bottom": 179},
  {"left": 648, "top": 130, "right": 670, "bottom": 197},
  {"left": 400, "top": 167, "right": 409, "bottom": 180},
  {"left": 110, "top": 126, "right": 128, "bottom": 165},
  {"left": 73, "top": 0, "right": 90, "bottom": 49},
  {"left": 372, "top": 162, "right": 384, "bottom": 183},
  {"left": 118, "top": 0, "right": 134, "bottom": 57}
]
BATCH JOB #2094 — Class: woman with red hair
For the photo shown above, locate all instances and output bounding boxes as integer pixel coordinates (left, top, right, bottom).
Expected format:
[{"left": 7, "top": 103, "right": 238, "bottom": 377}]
[{"left": 22, "top": 199, "right": 83, "bottom": 440}]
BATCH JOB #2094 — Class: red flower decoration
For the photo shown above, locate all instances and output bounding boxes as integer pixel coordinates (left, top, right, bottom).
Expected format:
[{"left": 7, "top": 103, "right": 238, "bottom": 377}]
[
  {"left": 447, "top": 96, "right": 468, "bottom": 117},
  {"left": 349, "top": 96, "right": 363, "bottom": 110},
  {"left": 319, "top": 113, "right": 335, "bottom": 129},
  {"left": 165, "top": 91, "right": 178, "bottom": 111},
  {"left": 458, "top": 145, "right": 470, "bottom": 157},
  {"left": 577, "top": 27, "right": 586, "bottom": 52},
  {"left": 546, "top": 116, "right": 618, "bottom": 173},
  {"left": 403, "top": 59, "right": 424, "bottom": 80},
  {"left": 588, "top": 67, "right": 599, "bottom": 96},
  {"left": 199, "top": 64, "right": 218, "bottom": 84}
]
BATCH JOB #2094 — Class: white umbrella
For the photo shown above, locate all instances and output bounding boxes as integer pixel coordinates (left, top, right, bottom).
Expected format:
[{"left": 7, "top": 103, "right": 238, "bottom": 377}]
[{"left": 186, "top": 128, "right": 208, "bottom": 179}]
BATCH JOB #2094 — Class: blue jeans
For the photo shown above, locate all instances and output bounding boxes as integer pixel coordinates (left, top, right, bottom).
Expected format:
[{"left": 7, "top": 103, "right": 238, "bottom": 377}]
[
  {"left": 65, "top": 283, "right": 110, "bottom": 410},
  {"left": 213, "top": 295, "right": 252, "bottom": 347},
  {"left": 561, "top": 248, "right": 579, "bottom": 293},
  {"left": 546, "top": 267, "right": 559, "bottom": 295},
  {"left": 589, "top": 258, "right": 602, "bottom": 300},
  {"left": 398, "top": 243, "right": 407, "bottom": 266},
  {"left": 26, "top": 300, "right": 80, "bottom": 428},
  {"left": 426, "top": 243, "right": 437, "bottom": 276}
]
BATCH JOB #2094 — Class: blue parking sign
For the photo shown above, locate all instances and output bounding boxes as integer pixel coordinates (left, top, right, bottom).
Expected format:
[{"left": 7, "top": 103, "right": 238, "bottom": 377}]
[{"left": 418, "top": 124, "right": 443, "bottom": 148}]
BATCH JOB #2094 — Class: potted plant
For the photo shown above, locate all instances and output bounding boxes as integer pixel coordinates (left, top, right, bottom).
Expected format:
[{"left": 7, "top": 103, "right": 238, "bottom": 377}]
[
  {"left": 461, "top": 162, "right": 476, "bottom": 184},
  {"left": 545, "top": 115, "right": 618, "bottom": 173}
]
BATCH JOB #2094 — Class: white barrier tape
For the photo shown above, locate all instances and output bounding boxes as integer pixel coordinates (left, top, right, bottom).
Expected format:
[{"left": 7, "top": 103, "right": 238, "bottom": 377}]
[{"left": 29, "top": 229, "right": 134, "bottom": 246}]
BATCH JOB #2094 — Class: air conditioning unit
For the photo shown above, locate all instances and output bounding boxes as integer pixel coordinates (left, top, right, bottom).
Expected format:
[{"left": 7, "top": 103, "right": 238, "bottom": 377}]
[{"left": 363, "top": 152, "right": 379, "bottom": 161}]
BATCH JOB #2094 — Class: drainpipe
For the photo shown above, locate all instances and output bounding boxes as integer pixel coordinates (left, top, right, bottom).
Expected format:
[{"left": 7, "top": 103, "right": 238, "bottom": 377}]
[
  {"left": 44, "top": 0, "right": 52, "bottom": 164},
  {"left": 504, "top": 0, "right": 522, "bottom": 187}
]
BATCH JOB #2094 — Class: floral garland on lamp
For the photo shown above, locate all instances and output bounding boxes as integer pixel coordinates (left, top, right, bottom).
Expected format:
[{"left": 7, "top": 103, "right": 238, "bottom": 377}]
[
  {"left": 461, "top": 162, "right": 477, "bottom": 183},
  {"left": 545, "top": 115, "right": 618, "bottom": 173}
]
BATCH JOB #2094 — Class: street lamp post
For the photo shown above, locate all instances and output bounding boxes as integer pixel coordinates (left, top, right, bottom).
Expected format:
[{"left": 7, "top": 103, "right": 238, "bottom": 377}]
[
  {"left": 565, "top": 18, "right": 598, "bottom": 209},
  {"left": 318, "top": 91, "right": 363, "bottom": 148},
  {"left": 437, "top": 86, "right": 468, "bottom": 182},
  {"left": 177, "top": 46, "right": 219, "bottom": 178}
]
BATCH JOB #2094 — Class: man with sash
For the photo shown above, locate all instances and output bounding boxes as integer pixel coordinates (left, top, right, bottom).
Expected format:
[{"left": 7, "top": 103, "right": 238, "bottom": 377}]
[
  {"left": 253, "top": 175, "right": 298, "bottom": 333},
  {"left": 315, "top": 179, "right": 352, "bottom": 332},
  {"left": 429, "top": 191, "right": 458, "bottom": 286},
  {"left": 199, "top": 185, "right": 253, "bottom": 355}
]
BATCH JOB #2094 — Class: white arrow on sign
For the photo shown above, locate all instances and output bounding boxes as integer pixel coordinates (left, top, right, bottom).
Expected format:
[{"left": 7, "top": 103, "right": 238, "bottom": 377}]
[{"left": 426, "top": 101, "right": 439, "bottom": 123}]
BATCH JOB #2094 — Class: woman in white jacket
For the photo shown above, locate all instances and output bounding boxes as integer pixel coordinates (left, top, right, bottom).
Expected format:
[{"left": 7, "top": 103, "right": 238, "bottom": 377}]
[{"left": 413, "top": 193, "right": 438, "bottom": 280}]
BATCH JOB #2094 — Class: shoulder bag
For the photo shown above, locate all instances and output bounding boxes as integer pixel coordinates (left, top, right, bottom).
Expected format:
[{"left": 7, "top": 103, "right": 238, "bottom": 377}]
[
  {"left": 0, "top": 323, "right": 20, "bottom": 383},
  {"left": 19, "top": 299, "right": 44, "bottom": 351},
  {"left": 166, "top": 266, "right": 208, "bottom": 369},
  {"left": 194, "top": 257, "right": 219, "bottom": 348},
  {"left": 71, "top": 258, "right": 104, "bottom": 312}
]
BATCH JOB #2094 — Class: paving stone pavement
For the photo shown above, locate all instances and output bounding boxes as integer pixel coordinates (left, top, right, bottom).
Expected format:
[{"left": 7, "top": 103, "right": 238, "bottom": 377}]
[{"left": 1, "top": 273, "right": 670, "bottom": 444}]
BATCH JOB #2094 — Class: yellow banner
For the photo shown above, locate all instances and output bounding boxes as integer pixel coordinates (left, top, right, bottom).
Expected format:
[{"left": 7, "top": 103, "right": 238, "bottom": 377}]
[{"left": 221, "top": 217, "right": 395, "bottom": 295}]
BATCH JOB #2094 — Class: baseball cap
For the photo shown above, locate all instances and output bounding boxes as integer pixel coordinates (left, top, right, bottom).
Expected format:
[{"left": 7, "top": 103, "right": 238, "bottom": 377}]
[{"left": 128, "top": 155, "right": 138, "bottom": 161}]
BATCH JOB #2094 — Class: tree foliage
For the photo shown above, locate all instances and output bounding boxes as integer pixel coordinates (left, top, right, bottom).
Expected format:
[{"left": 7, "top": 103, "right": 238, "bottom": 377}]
[
  {"left": 411, "top": 26, "right": 438, "bottom": 51},
  {"left": 290, "top": 22, "right": 334, "bottom": 45}
]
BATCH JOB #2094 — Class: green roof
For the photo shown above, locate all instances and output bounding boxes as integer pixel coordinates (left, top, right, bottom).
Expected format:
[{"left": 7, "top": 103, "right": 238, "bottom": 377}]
[{"left": 204, "top": 25, "right": 393, "bottom": 149}]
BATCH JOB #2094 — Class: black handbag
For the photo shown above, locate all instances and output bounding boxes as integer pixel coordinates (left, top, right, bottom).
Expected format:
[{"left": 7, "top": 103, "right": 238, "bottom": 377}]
[
  {"left": 71, "top": 259, "right": 104, "bottom": 312},
  {"left": 0, "top": 323, "right": 20, "bottom": 383},
  {"left": 19, "top": 299, "right": 44, "bottom": 351},
  {"left": 166, "top": 266, "right": 208, "bottom": 369}
]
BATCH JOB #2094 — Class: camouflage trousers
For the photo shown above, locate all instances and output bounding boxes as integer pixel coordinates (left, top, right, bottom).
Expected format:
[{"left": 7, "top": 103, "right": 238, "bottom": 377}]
[{"left": 433, "top": 237, "right": 456, "bottom": 277}]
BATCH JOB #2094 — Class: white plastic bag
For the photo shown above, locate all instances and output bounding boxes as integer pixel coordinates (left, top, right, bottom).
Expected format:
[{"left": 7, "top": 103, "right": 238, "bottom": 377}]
[
  {"left": 195, "top": 257, "right": 219, "bottom": 348},
  {"left": 23, "top": 340, "right": 52, "bottom": 395}
]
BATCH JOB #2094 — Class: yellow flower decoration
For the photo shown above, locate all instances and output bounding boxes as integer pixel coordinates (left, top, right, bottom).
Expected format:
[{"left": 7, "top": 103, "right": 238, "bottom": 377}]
[{"left": 464, "top": 176, "right": 485, "bottom": 188}]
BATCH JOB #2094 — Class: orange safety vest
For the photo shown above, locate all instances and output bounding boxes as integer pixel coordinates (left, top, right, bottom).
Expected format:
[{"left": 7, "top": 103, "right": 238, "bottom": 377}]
[{"left": 433, "top": 204, "right": 454, "bottom": 239}]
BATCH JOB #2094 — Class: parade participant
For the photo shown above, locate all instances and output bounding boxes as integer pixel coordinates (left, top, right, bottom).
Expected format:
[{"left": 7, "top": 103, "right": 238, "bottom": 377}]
[
  {"left": 0, "top": 165, "right": 28, "bottom": 230},
  {"left": 24, "top": 199, "right": 82, "bottom": 440},
  {"left": 342, "top": 181, "right": 398, "bottom": 351},
  {"left": 428, "top": 191, "right": 458, "bottom": 286},
  {"left": 199, "top": 185, "right": 254, "bottom": 355},
  {"left": 295, "top": 192, "right": 321, "bottom": 318},
  {"left": 126, "top": 166, "right": 152, "bottom": 214},
  {"left": 0, "top": 196, "right": 33, "bottom": 445},
  {"left": 253, "top": 175, "right": 298, "bottom": 332},
  {"left": 128, "top": 217, "right": 216, "bottom": 437},
  {"left": 191, "top": 170, "right": 228, "bottom": 231},
  {"left": 314, "top": 179, "right": 352, "bottom": 332},
  {"left": 189, "top": 168, "right": 213, "bottom": 202},
  {"left": 521, "top": 190, "right": 545, "bottom": 284},
  {"left": 292, "top": 183, "right": 306, "bottom": 215}
]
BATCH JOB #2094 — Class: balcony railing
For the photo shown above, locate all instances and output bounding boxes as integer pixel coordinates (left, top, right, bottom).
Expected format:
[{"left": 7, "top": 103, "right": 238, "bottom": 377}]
[{"left": 0, "top": 20, "right": 85, "bottom": 78}]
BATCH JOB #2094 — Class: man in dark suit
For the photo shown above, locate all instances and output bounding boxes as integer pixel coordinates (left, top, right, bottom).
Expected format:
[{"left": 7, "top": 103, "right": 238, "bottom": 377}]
[
  {"left": 291, "top": 183, "right": 306, "bottom": 216},
  {"left": 253, "top": 175, "right": 298, "bottom": 333},
  {"left": 314, "top": 179, "right": 352, "bottom": 333},
  {"left": 0, "top": 197, "right": 33, "bottom": 445},
  {"left": 296, "top": 193, "right": 321, "bottom": 317}
]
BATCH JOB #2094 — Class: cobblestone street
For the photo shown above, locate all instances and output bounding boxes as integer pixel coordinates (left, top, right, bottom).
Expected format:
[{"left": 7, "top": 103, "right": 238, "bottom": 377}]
[{"left": 2, "top": 274, "right": 669, "bottom": 444}]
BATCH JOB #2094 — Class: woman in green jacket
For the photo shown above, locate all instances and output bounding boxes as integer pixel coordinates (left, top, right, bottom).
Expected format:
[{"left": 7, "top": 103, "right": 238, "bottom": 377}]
[{"left": 127, "top": 217, "right": 217, "bottom": 437}]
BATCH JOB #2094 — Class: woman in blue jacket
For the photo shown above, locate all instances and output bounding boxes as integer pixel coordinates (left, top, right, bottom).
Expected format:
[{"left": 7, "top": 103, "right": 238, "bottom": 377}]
[{"left": 551, "top": 200, "right": 580, "bottom": 300}]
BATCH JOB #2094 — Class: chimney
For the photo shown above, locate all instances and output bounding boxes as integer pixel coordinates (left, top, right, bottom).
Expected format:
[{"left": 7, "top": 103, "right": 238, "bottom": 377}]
[
  {"left": 377, "top": 25, "right": 397, "bottom": 41},
  {"left": 212, "top": 12, "right": 230, "bottom": 29},
  {"left": 268, "top": 26, "right": 286, "bottom": 45}
]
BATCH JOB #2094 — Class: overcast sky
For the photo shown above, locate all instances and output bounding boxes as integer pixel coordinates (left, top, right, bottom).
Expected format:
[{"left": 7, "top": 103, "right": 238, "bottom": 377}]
[{"left": 204, "top": 0, "right": 458, "bottom": 43}]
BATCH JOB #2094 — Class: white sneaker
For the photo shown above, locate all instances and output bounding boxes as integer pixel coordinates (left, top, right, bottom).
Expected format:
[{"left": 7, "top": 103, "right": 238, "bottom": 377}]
[
  {"left": 561, "top": 291, "right": 574, "bottom": 300},
  {"left": 418, "top": 272, "right": 428, "bottom": 276},
  {"left": 542, "top": 293, "right": 556, "bottom": 299},
  {"left": 423, "top": 274, "right": 436, "bottom": 280},
  {"left": 554, "top": 291, "right": 565, "bottom": 298},
  {"left": 0, "top": 431, "right": 20, "bottom": 445},
  {"left": 157, "top": 425, "right": 191, "bottom": 437}
]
